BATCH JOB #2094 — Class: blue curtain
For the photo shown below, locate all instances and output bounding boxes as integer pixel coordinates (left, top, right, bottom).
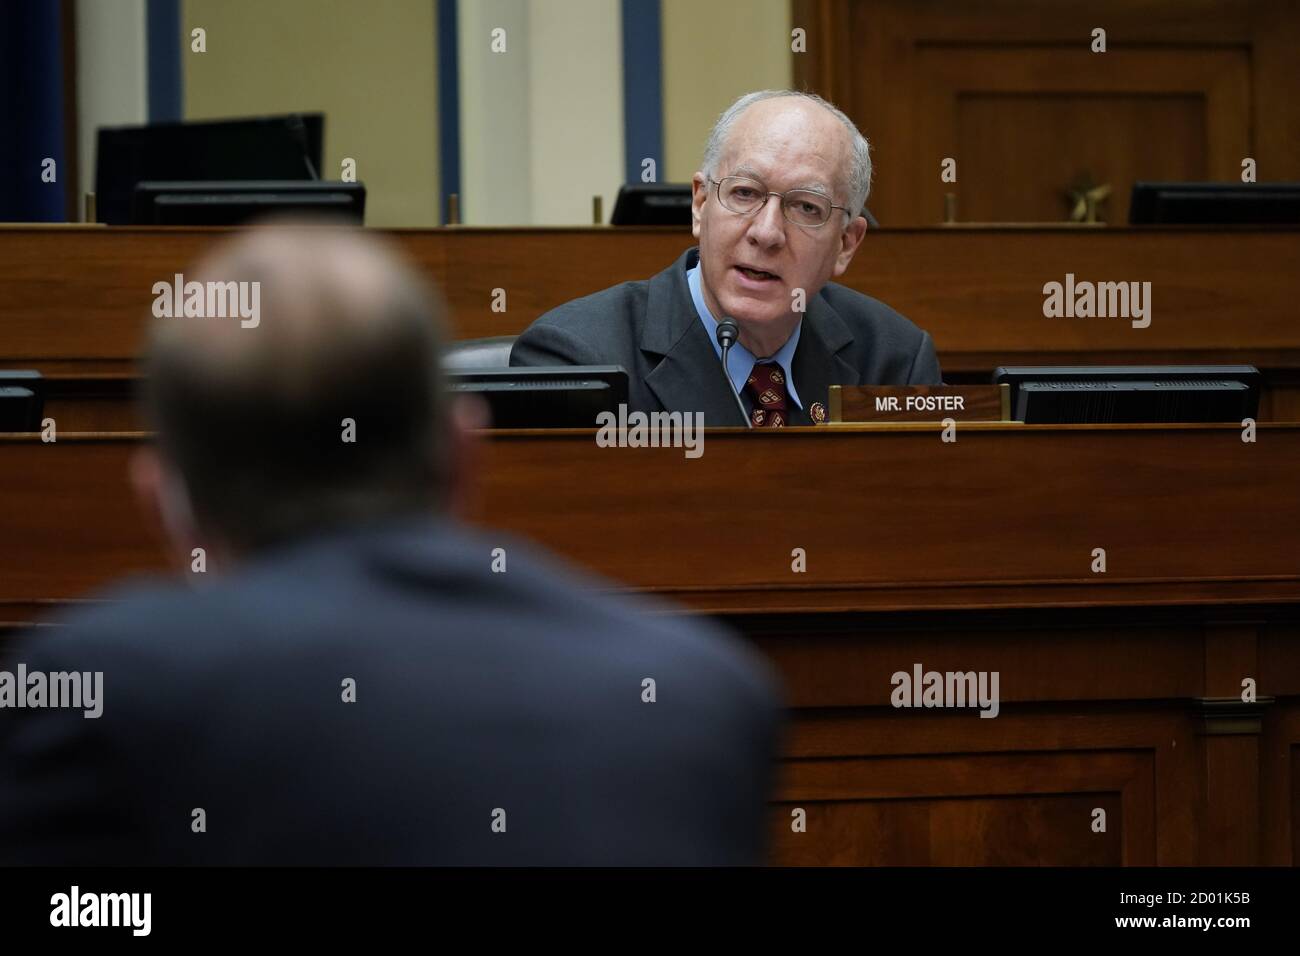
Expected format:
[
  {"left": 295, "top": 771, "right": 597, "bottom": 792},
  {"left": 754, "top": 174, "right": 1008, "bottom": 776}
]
[{"left": 0, "top": 0, "right": 68, "bottom": 221}]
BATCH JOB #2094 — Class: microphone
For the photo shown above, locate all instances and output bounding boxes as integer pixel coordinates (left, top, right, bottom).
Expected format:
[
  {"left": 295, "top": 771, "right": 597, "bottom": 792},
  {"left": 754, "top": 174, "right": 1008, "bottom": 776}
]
[{"left": 715, "top": 318, "right": 753, "bottom": 429}]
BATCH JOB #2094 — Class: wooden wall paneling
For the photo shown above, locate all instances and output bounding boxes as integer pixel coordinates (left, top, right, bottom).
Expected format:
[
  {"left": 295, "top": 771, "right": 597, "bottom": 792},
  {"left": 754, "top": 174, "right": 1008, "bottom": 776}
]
[
  {"left": 4, "top": 425, "right": 1300, "bottom": 617},
  {"left": 1200, "top": 622, "right": 1266, "bottom": 864},
  {"left": 912, "top": 48, "right": 1250, "bottom": 224},
  {"left": 770, "top": 749, "right": 1151, "bottom": 865},
  {"left": 1257, "top": 699, "right": 1299, "bottom": 865},
  {"left": 1246, "top": 0, "right": 1300, "bottom": 185},
  {"left": 801, "top": 0, "right": 1299, "bottom": 226},
  {"left": 768, "top": 703, "right": 1183, "bottom": 865},
  {"left": 1259, "top": 620, "right": 1300, "bottom": 864},
  {"left": 4, "top": 227, "right": 1299, "bottom": 396},
  {"left": 4, "top": 431, "right": 1299, "bottom": 864}
]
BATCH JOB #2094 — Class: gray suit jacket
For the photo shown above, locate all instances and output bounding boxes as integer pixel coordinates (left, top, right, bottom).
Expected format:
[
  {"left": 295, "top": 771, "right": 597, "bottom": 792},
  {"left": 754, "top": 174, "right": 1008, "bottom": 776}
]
[
  {"left": 510, "top": 247, "right": 942, "bottom": 425},
  {"left": 0, "top": 517, "right": 780, "bottom": 865}
]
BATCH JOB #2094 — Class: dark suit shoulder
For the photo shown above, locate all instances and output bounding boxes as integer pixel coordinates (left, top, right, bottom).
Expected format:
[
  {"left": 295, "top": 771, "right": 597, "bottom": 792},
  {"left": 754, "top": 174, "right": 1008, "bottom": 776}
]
[
  {"left": 819, "top": 281, "right": 942, "bottom": 384},
  {"left": 537, "top": 277, "right": 650, "bottom": 327},
  {"left": 24, "top": 520, "right": 778, "bottom": 715},
  {"left": 511, "top": 278, "right": 650, "bottom": 367},
  {"left": 821, "top": 281, "right": 927, "bottom": 346}
]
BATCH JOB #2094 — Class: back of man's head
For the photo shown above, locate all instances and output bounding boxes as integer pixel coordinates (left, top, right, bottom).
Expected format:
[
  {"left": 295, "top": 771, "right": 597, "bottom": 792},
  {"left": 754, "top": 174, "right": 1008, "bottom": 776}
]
[{"left": 143, "top": 223, "right": 450, "bottom": 554}]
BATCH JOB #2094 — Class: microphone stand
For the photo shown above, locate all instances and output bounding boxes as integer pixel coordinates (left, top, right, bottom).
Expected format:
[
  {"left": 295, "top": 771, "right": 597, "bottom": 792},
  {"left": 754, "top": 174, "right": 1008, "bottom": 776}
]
[{"left": 715, "top": 318, "right": 753, "bottom": 429}]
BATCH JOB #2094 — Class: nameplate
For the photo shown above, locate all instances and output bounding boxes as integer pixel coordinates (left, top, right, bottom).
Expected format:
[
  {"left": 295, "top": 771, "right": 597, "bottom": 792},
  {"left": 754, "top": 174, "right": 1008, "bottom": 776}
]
[{"left": 828, "top": 385, "right": 1010, "bottom": 423}]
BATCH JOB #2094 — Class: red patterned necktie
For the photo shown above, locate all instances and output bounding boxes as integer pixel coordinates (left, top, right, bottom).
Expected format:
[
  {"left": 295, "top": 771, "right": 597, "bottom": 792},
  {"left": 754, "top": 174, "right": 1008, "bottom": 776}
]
[{"left": 744, "top": 361, "right": 790, "bottom": 428}]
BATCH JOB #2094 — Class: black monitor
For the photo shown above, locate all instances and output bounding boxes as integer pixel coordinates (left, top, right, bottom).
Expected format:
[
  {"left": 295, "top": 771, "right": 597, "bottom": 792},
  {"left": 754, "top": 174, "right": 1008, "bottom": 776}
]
[
  {"left": 96, "top": 113, "right": 324, "bottom": 225},
  {"left": 131, "top": 180, "right": 365, "bottom": 226},
  {"left": 610, "top": 184, "right": 693, "bottom": 225},
  {"left": 1129, "top": 182, "right": 1300, "bottom": 225},
  {"left": 0, "top": 370, "right": 44, "bottom": 431},
  {"left": 992, "top": 365, "right": 1261, "bottom": 424},
  {"left": 445, "top": 366, "right": 629, "bottom": 428}
]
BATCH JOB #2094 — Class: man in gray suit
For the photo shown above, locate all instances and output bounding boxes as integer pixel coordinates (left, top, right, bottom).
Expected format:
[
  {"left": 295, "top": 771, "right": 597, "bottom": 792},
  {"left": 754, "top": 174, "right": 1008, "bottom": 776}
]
[
  {"left": 511, "top": 89, "right": 942, "bottom": 427},
  {"left": 0, "top": 225, "right": 780, "bottom": 865}
]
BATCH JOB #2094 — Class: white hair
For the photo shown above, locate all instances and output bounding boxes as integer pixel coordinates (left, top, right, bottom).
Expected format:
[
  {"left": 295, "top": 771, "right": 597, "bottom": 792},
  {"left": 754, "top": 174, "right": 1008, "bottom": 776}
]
[{"left": 701, "top": 89, "right": 872, "bottom": 220}]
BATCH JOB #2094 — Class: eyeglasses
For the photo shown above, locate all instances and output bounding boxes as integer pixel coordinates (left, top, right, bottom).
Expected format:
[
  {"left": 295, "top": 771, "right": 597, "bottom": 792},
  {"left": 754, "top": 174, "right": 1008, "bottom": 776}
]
[{"left": 710, "top": 176, "right": 850, "bottom": 228}]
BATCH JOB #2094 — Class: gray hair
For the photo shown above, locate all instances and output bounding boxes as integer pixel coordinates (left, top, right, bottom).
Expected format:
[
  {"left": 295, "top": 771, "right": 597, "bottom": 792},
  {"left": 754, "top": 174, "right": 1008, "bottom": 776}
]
[{"left": 701, "top": 89, "right": 872, "bottom": 220}]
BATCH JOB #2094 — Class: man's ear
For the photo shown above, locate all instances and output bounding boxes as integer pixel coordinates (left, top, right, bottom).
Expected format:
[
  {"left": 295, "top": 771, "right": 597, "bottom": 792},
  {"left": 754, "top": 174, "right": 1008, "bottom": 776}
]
[
  {"left": 130, "top": 446, "right": 167, "bottom": 536},
  {"left": 129, "top": 446, "right": 198, "bottom": 566},
  {"left": 690, "top": 172, "right": 708, "bottom": 240},
  {"left": 445, "top": 394, "right": 489, "bottom": 518},
  {"left": 832, "top": 214, "right": 869, "bottom": 277}
]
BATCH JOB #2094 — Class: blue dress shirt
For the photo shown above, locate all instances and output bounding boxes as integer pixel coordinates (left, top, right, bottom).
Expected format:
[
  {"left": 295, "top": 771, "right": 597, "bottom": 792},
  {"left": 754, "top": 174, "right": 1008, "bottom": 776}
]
[{"left": 686, "top": 261, "right": 803, "bottom": 409}]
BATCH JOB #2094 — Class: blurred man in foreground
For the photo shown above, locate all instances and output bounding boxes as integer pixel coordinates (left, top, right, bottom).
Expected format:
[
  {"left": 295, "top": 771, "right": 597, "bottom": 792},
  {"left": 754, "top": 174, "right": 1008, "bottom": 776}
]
[{"left": 0, "top": 225, "right": 780, "bottom": 865}]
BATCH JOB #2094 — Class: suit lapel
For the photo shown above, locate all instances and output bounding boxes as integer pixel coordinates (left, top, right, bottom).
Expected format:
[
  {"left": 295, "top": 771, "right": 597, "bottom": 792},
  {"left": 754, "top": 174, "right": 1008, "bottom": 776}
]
[
  {"left": 792, "top": 293, "right": 860, "bottom": 421},
  {"left": 641, "top": 249, "right": 750, "bottom": 426},
  {"left": 637, "top": 249, "right": 860, "bottom": 426}
]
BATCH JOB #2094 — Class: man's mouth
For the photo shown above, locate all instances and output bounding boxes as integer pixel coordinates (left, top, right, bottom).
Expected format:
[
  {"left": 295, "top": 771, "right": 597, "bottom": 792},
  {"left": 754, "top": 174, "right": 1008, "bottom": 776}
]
[{"left": 735, "top": 265, "right": 781, "bottom": 283}]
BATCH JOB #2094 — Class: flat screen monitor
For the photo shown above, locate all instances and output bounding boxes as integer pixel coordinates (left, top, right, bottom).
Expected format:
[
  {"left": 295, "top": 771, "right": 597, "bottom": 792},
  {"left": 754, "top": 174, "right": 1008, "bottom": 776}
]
[
  {"left": 131, "top": 180, "right": 365, "bottom": 226},
  {"left": 1129, "top": 182, "right": 1300, "bottom": 225},
  {"left": 96, "top": 113, "right": 324, "bottom": 224},
  {"left": 0, "top": 370, "right": 44, "bottom": 431},
  {"left": 992, "top": 365, "right": 1261, "bottom": 424},
  {"left": 445, "top": 367, "right": 629, "bottom": 428},
  {"left": 610, "top": 184, "right": 693, "bottom": 225}
]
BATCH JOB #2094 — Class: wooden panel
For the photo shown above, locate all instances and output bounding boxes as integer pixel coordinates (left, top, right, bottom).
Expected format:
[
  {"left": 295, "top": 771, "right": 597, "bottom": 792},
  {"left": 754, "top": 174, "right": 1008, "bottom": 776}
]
[
  {"left": 3, "top": 429, "right": 1298, "bottom": 865},
  {"left": 1204, "top": 735, "right": 1262, "bottom": 864},
  {"left": 770, "top": 699, "right": 1206, "bottom": 865},
  {"left": 954, "top": 92, "right": 1208, "bottom": 223},
  {"left": 914, "top": 47, "right": 1249, "bottom": 225},
  {"left": 757, "top": 622, "right": 1203, "bottom": 708},
  {"left": 771, "top": 750, "right": 1148, "bottom": 865},
  {"left": 1259, "top": 621, "right": 1300, "bottom": 864},
  {"left": 1293, "top": 739, "right": 1300, "bottom": 864},
  {"left": 3, "top": 226, "right": 1300, "bottom": 392},
  {"left": 4, "top": 425, "right": 1300, "bottom": 617},
  {"left": 794, "top": 0, "right": 1300, "bottom": 227}
]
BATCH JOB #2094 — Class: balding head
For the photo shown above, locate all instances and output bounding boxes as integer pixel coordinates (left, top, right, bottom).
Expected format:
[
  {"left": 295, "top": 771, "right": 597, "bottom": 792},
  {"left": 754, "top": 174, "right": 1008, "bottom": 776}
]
[
  {"left": 691, "top": 90, "right": 871, "bottom": 357},
  {"left": 702, "top": 90, "right": 872, "bottom": 218},
  {"left": 142, "top": 223, "right": 451, "bottom": 555}
]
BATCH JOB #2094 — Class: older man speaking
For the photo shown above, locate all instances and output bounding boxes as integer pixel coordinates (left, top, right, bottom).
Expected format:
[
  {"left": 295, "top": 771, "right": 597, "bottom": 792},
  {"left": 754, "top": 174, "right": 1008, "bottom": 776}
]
[{"left": 510, "top": 89, "right": 942, "bottom": 427}]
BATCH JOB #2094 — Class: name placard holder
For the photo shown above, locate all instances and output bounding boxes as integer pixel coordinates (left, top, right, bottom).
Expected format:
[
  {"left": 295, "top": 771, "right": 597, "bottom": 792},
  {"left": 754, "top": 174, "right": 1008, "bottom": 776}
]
[{"left": 828, "top": 384, "right": 1012, "bottom": 423}]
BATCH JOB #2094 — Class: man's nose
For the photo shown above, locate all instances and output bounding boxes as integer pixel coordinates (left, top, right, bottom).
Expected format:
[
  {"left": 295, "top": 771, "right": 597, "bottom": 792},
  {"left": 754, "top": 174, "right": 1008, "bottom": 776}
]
[{"left": 746, "top": 196, "right": 787, "bottom": 247}]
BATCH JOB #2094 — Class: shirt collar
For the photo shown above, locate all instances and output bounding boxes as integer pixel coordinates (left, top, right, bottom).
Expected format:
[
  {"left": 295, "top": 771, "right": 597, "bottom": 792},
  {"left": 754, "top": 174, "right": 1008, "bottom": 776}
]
[{"left": 686, "top": 260, "right": 803, "bottom": 409}]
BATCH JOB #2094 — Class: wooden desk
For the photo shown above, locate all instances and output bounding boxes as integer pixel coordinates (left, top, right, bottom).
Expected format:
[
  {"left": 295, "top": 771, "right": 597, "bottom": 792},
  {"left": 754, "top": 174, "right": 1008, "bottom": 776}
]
[
  {"left": 3, "top": 225, "right": 1300, "bottom": 426},
  {"left": 1, "top": 424, "right": 1297, "bottom": 865}
]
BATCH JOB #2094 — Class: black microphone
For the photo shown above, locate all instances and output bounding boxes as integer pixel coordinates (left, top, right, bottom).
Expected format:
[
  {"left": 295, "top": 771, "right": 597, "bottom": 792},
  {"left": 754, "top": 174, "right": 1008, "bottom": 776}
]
[{"left": 715, "top": 318, "right": 753, "bottom": 429}]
